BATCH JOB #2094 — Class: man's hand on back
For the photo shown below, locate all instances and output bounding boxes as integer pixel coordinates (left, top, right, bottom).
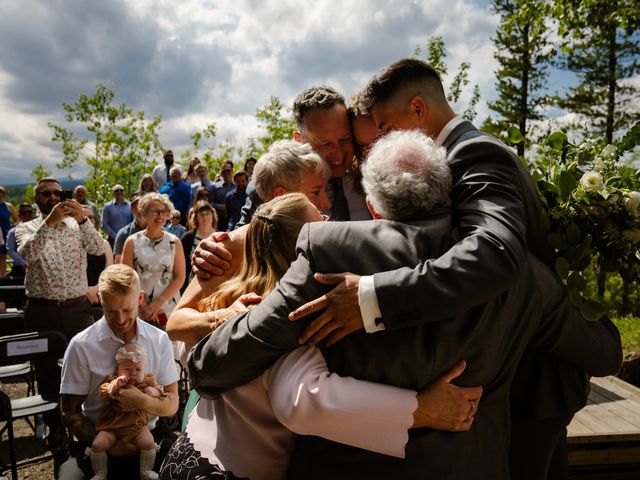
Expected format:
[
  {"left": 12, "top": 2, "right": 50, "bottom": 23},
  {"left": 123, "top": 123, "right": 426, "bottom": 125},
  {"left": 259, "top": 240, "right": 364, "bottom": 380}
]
[
  {"left": 192, "top": 231, "right": 232, "bottom": 279},
  {"left": 290, "top": 272, "right": 363, "bottom": 347}
]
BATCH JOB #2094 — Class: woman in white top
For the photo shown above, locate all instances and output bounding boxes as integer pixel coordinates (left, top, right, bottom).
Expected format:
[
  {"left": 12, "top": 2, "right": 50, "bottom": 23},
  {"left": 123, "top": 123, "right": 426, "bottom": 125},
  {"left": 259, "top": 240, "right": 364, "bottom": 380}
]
[
  {"left": 122, "top": 192, "right": 185, "bottom": 327},
  {"left": 160, "top": 194, "right": 459, "bottom": 480}
]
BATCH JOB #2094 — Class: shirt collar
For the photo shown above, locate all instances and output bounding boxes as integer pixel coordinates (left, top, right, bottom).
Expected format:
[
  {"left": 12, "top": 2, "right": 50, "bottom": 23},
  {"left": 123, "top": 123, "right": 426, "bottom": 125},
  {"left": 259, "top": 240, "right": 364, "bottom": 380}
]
[
  {"left": 435, "top": 116, "right": 464, "bottom": 146},
  {"left": 96, "top": 317, "right": 146, "bottom": 343}
]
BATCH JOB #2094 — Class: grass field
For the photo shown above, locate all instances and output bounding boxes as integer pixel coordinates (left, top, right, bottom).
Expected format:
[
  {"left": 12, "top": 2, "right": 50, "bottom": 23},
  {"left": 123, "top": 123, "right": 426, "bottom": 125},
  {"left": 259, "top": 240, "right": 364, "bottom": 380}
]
[{"left": 612, "top": 316, "right": 640, "bottom": 355}]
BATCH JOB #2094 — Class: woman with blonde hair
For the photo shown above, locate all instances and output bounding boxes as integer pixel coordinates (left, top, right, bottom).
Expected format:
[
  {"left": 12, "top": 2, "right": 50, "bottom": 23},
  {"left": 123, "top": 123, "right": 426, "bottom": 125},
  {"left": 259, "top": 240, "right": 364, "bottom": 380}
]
[
  {"left": 122, "top": 192, "right": 185, "bottom": 327},
  {"left": 160, "top": 193, "right": 434, "bottom": 480}
]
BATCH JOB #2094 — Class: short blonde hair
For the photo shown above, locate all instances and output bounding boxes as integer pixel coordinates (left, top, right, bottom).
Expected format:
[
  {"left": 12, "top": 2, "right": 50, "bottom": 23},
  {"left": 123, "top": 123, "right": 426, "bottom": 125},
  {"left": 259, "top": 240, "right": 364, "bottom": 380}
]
[
  {"left": 138, "top": 192, "right": 174, "bottom": 215},
  {"left": 98, "top": 264, "right": 141, "bottom": 298}
]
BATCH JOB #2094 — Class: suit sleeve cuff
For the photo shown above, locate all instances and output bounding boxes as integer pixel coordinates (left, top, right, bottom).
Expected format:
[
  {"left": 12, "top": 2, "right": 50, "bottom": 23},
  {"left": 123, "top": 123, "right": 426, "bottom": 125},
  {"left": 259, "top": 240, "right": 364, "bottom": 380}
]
[{"left": 359, "top": 275, "right": 385, "bottom": 333}]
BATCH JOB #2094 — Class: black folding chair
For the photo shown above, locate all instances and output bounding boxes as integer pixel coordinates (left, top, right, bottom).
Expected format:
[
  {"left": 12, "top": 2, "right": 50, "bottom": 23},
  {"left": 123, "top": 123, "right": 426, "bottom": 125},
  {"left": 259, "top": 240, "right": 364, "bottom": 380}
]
[{"left": 0, "top": 331, "right": 68, "bottom": 479}]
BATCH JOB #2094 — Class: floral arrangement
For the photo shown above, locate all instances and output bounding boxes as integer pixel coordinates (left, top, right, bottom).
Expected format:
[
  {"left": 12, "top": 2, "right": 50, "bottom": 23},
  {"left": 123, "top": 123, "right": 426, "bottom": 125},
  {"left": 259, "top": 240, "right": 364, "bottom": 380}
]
[{"left": 517, "top": 122, "right": 640, "bottom": 320}]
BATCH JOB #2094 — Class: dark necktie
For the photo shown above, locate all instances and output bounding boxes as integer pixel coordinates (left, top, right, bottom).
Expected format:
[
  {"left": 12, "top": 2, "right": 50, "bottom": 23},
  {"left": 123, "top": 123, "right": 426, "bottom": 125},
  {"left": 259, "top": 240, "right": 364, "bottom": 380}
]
[{"left": 329, "top": 177, "right": 350, "bottom": 221}]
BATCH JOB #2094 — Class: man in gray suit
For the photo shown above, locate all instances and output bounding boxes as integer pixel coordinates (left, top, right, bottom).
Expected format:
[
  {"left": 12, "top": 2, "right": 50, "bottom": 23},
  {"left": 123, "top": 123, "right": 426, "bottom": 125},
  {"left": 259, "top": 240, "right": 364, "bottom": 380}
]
[{"left": 189, "top": 129, "right": 621, "bottom": 479}]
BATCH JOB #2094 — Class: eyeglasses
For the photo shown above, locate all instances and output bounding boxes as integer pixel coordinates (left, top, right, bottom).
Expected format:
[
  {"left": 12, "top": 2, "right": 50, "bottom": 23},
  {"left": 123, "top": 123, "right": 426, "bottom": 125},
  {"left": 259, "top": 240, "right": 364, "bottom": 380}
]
[
  {"left": 114, "top": 189, "right": 124, "bottom": 193},
  {"left": 172, "top": 216, "right": 181, "bottom": 220},
  {"left": 20, "top": 211, "right": 34, "bottom": 216},
  {"left": 39, "top": 190, "right": 62, "bottom": 198},
  {"left": 148, "top": 209, "right": 168, "bottom": 217}
]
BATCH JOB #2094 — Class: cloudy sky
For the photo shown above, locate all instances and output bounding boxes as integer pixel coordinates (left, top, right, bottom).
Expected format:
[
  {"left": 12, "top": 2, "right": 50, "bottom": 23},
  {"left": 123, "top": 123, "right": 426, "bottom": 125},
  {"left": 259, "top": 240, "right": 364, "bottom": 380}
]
[{"left": 1, "top": 0, "right": 512, "bottom": 185}]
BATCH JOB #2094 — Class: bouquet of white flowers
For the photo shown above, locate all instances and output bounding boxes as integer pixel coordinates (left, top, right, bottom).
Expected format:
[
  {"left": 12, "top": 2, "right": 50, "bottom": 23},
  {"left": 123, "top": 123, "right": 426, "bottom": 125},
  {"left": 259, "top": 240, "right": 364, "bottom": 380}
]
[{"left": 522, "top": 122, "right": 640, "bottom": 320}]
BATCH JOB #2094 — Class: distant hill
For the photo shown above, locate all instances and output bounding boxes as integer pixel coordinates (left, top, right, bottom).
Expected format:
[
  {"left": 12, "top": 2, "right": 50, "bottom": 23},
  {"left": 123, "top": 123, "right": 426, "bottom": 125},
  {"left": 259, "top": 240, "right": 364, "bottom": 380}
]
[{"left": 4, "top": 179, "right": 86, "bottom": 205}]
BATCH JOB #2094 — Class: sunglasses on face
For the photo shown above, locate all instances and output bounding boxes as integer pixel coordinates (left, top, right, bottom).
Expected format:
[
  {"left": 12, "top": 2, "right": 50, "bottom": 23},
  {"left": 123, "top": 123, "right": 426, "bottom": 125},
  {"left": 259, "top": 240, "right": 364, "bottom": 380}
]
[
  {"left": 114, "top": 189, "right": 124, "bottom": 193},
  {"left": 39, "top": 190, "right": 62, "bottom": 198},
  {"left": 20, "top": 210, "right": 34, "bottom": 216},
  {"left": 172, "top": 216, "right": 180, "bottom": 220}
]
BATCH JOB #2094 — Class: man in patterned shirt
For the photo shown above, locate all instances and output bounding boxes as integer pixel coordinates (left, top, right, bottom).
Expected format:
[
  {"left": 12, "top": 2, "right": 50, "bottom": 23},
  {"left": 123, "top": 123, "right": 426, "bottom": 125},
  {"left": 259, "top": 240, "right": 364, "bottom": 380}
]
[{"left": 15, "top": 176, "right": 104, "bottom": 452}]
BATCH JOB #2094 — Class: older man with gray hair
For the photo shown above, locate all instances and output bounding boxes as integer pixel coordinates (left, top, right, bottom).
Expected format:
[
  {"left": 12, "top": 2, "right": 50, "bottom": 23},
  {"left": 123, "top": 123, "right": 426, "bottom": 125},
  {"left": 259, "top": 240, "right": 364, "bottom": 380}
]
[
  {"left": 159, "top": 165, "right": 191, "bottom": 225},
  {"left": 362, "top": 130, "right": 450, "bottom": 221}
]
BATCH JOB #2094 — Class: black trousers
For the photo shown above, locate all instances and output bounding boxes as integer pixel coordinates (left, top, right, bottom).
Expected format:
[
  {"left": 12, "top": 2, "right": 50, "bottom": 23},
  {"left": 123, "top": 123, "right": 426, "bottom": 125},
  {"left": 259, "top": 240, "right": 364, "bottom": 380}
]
[
  {"left": 24, "top": 297, "right": 95, "bottom": 426},
  {"left": 510, "top": 416, "right": 571, "bottom": 480}
]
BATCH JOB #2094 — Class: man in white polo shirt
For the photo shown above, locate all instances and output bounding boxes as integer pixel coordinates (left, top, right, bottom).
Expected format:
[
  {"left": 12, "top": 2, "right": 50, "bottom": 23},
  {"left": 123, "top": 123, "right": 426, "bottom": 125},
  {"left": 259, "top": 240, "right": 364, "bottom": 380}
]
[{"left": 60, "top": 264, "right": 179, "bottom": 479}]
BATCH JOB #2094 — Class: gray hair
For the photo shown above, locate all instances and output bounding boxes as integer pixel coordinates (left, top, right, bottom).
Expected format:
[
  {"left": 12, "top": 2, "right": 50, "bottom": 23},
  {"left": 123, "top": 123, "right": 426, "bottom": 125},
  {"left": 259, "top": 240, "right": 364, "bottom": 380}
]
[
  {"left": 169, "top": 165, "right": 183, "bottom": 176},
  {"left": 253, "top": 140, "right": 331, "bottom": 201},
  {"left": 293, "top": 85, "right": 345, "bottom": 132},
  {"left": 362, "top": 130, "right": 451, "bottom": 221}
]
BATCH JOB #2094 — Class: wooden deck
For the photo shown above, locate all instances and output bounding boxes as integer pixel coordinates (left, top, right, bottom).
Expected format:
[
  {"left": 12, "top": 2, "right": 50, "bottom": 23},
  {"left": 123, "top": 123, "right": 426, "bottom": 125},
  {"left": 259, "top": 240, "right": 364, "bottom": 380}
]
[{"left": 568, "top": 376, "right": 640, "bottom": 477}]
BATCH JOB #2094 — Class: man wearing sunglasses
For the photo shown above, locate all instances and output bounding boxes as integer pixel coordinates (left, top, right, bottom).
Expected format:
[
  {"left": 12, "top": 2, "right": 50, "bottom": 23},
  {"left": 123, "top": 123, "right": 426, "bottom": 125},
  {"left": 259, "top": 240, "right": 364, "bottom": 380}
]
[{"left": 14, "top": 176, "right": 104, "bottom": 454}]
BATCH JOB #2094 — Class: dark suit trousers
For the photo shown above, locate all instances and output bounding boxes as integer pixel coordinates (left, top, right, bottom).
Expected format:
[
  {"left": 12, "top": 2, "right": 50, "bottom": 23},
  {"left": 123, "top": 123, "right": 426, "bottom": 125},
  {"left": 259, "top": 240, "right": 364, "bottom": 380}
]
[
  {"left": 510, "top": 416, "right": 571, "bottom": 480},
  {"left": 24, "top": 297, "right": 94, "bottom": 426}
]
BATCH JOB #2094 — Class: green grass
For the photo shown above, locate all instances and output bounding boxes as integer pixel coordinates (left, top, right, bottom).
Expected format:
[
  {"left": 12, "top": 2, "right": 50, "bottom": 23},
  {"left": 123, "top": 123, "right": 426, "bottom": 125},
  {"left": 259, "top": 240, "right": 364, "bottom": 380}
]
[{"left": 612, "top": 315, "right": 640, "bottom": 356}]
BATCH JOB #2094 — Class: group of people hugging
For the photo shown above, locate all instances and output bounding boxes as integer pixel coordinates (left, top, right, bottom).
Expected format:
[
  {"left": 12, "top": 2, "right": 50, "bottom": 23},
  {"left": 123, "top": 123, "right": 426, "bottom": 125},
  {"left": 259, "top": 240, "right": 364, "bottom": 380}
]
[{"left": 55, "top": 57, "right": 623, "bottom": 480}]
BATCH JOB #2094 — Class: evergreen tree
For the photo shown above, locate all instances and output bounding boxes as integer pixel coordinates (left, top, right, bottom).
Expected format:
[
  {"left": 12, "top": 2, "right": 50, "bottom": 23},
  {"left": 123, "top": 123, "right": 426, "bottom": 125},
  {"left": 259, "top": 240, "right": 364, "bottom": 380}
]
[
  {"left": 484, "top": 0, "right": 553, "bottom": 156},
  {"left": 555, "top": 0, "right": 640, "bottom": 143}
]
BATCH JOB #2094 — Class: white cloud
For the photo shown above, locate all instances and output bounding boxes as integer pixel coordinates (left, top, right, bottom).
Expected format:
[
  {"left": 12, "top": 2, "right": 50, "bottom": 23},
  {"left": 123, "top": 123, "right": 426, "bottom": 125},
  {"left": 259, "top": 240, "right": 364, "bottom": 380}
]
[{"left": 0, "top": 0, "right": 506, "bottom": 185}]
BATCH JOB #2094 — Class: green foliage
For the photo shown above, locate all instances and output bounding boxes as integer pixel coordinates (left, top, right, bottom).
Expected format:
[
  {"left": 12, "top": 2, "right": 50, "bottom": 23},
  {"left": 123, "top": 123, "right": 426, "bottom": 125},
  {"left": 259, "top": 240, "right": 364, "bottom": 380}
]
[
  {"left": 526, "top": 121, "right": 640, "bottom": 319},
  {"left": 612, "top": 315, "right": 640, "bottom": 355},
  {"left": 30, "top": 164, "right": 51, "bottom": 182},
  {"left": 413, "top": 36, "right": 481, "bottom": 121},
  {"left": 182, "top": 122, "right": 243, "bottom": 174},
  {"left": 553, "top": 0, "right": 640, "bottom": 143},
  {"left": 245, "top": 96, "right": 296, "bottom": 159},
  {"left": 48, "top": 84, "right": 163, "bottom": 206},
  {"left": 484, "top": 0, "right": 553, "bottom": 155}
]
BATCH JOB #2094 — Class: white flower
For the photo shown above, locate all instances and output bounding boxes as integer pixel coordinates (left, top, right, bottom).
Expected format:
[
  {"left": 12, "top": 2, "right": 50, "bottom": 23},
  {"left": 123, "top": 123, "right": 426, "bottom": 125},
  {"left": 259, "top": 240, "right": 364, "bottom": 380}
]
[
  {"left": 601, "top": 144, "right": 617, "bottom": 159},
  {"left": 622, "top": 229, "right": 640, "bottom": 244},
  {"left": 593, "top": 159, "right": 605, "bottom": 171},
  {"left": 625, "top": 191, "right": 640, "bottom": 216},
  {"left": 580, "top": 171, "right": 604, "bottom": 192}
]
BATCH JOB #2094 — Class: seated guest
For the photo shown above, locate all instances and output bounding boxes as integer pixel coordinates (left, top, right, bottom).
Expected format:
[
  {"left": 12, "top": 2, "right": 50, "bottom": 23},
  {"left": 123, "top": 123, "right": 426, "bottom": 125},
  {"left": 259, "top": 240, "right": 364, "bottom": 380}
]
[
  {"left": 102, "top": 185, "right": 133, "bottom": 248},
  {"left": 60, "top": 264, "right": 179, "bottom": 479},
  {"left": 5, "top": 202, "right": 35, "bottom": 278},
  {"left": 84, "top": 206, "right": 113, "bottom": 321},
  {"left": 189, "top": 163, "right": 214, "bottom": 209},
  {"left": 122, "top": 193, "right": 185, "bottom": 328},
  {"left": 164, "top": 209, "right": 186, "bottom": 239},
  {"left": 224, "top": 171, "right": 248, "bottom": 231},
  {"left": 159, "top": 166, "right": 191, "bottom": 226},
  {"left": 137, "top": 174, "right": 156, "bottom": 195},
  {"left": 113, "top": 193, "right": 145, "bottom": 263},
  {"left": 179, "top": 201, "right": 217, "bottom": 292}
]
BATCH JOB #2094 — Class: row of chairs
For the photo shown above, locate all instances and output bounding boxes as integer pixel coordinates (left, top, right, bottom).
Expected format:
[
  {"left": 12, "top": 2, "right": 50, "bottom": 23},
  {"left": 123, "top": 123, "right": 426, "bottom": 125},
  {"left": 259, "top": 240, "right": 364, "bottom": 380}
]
[{"left": 0, "top": 331, "right": 68, "bottom": 479}]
